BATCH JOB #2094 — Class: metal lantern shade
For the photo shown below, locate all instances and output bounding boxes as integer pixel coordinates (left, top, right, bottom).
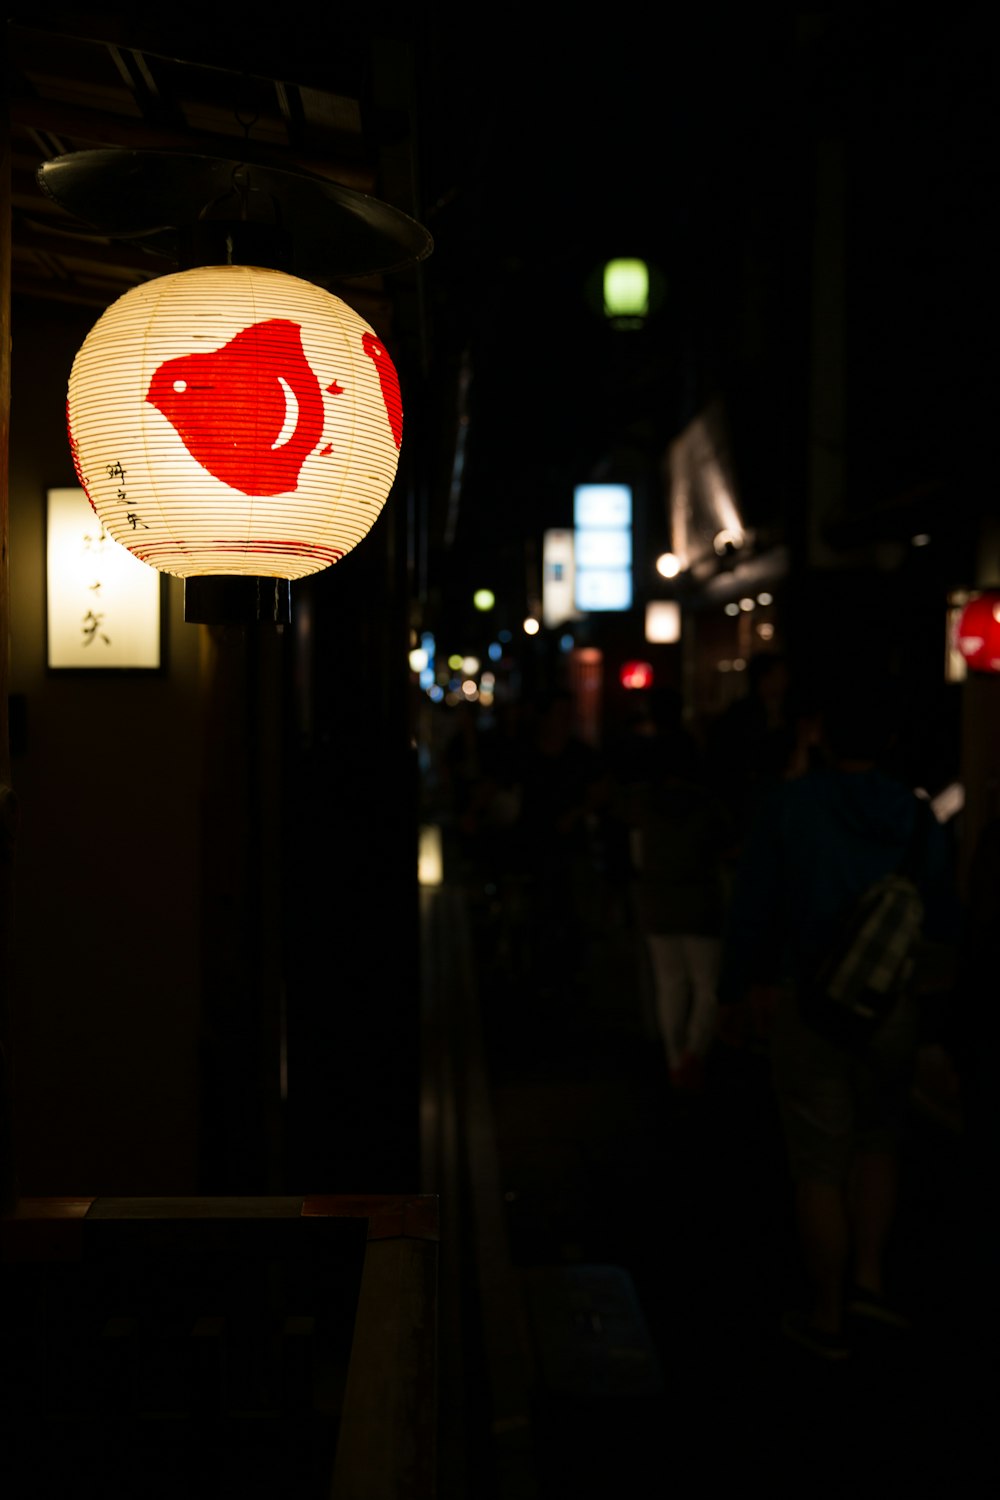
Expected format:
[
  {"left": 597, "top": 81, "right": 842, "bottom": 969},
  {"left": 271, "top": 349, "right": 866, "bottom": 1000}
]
[{"left": 66, "top": 263, "right": 403, "bottom": 584}]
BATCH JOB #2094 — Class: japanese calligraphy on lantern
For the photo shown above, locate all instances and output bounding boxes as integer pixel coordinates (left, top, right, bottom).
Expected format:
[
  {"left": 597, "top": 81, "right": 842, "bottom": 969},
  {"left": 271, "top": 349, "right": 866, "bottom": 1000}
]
[{"left": 46, "top": 486, "right": 161, "bottom": 669}]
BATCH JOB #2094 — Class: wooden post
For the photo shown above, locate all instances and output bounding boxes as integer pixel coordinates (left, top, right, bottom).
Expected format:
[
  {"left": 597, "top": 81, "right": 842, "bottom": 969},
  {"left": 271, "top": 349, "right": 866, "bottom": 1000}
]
[{"left": 1, "top": 84, "right": 19, "bottom": 1214}]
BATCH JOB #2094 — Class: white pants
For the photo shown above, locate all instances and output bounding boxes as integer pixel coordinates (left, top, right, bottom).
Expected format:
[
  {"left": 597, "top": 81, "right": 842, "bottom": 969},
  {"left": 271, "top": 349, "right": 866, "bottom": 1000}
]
[{"left": 644, "top": 933, "right": 721, "bottom": 1069}]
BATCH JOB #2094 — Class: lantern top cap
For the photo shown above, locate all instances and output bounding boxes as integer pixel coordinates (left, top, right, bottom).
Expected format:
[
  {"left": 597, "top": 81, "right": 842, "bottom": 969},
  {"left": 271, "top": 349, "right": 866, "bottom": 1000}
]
[{"left": 37, "top": 148, "right": 433, "bottom": 280}]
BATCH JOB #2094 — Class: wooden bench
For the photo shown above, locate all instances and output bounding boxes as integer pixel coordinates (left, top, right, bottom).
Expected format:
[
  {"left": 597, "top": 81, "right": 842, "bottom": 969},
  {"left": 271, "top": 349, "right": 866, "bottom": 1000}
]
[{"left": 0, "top": 1193, "right": 438, "bottom": 1499}]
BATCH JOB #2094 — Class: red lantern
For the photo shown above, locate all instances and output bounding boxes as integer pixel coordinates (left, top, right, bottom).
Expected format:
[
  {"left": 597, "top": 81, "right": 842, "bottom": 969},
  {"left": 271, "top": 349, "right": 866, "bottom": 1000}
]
[
  {"left": 955, "top": 593, "right": 1000, "bottom": 674},
  {"left": 620, "top": 660, "right": 654, "bottom": 690}
]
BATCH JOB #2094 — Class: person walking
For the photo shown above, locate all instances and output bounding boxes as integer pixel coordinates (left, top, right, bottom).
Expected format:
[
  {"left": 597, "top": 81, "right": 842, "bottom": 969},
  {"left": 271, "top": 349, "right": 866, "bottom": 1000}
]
[
  {"left": 716, "top": 669, "right": 961, "bottom": 1358},
  {"left": 515, "top": 688, "right": 611, "bottom": 1002},
  {"left": 628, "top": 724, "right": 736, "bottom": 1094}
]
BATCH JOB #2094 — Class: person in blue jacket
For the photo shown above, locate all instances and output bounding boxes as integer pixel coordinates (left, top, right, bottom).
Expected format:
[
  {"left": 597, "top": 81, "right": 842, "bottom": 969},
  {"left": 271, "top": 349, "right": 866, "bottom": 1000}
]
[{"left": 716, "top": 668, "right": 961, "bottom": 1359}]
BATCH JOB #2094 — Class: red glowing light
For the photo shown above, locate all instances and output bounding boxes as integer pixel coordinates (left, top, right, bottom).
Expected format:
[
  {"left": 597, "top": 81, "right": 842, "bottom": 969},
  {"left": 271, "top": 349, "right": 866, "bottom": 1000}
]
[
  {"left": 956, "top": 593, "right": 1000, "bottom": 674},
  {"left": 620, "top": 660, "right": 654, "bottom": 690}
]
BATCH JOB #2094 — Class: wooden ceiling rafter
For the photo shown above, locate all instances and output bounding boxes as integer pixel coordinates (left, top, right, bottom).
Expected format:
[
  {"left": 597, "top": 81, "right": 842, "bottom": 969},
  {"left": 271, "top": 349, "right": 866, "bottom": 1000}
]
[{"left": 4, "top": 16, "right": 391, "bottom": 314}]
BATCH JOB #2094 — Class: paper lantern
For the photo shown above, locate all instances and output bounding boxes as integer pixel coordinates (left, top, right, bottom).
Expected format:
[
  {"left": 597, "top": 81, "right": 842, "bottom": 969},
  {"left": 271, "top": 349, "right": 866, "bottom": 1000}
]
[
  {"left": 67, "top": 263, "right": 402, "bottom": 589},
  {"left": 955, "top": 592, "right": 1000, "bottom": 673},
  {"left": 603, "top": 258, "right": 649, "bottom": 321},
  {"left": 620, "top": 660, "right": 654, "bottom": 690},
  {"left": 645, "top": 600, "right": 681, "bottom": 644}
]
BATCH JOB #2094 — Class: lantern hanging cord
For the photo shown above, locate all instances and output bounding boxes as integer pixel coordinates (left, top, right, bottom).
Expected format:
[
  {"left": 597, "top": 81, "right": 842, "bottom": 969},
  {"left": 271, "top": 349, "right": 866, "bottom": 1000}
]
[
  {"left": 229, "top": 80, "right": 259, "bottom": 229},
  {"left": 233, "top": 74, "right": 259, "bottom": 143},
  {"left": 231, "top": 163, "right": 252, "bottom": 222},
  {"left": 195, "top": 166, "right": 252, "bottom": 226},
  {"left": 195, "top": 164, "right": 282, "bottom": 230},
  {"left": 235, "top": 106, "right": 259, "bottom": 141}
]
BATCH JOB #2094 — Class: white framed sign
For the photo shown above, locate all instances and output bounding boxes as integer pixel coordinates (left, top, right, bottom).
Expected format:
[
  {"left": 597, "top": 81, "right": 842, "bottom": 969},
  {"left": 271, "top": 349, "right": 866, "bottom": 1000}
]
[{"left": 46, "top": 486, "right": 163, "bottom": 670}]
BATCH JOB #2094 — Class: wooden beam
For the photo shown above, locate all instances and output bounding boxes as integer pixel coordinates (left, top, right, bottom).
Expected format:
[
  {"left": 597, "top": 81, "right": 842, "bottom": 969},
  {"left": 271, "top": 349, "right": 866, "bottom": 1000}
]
[
  {"left": 0, "top": 83, "right": 18, "bottom": 1216},
  {"left": 7, "top": 18, "right": 381, "bottom": 104},
  {"left": 8, "top": 96, "right": 376, "bottom": 195}
]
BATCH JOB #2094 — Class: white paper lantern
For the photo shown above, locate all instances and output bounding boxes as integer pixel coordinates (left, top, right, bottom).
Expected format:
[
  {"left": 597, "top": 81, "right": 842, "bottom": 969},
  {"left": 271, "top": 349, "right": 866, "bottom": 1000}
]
[{"left": 66, "top": 263, "right": 403, "bottom": 582}]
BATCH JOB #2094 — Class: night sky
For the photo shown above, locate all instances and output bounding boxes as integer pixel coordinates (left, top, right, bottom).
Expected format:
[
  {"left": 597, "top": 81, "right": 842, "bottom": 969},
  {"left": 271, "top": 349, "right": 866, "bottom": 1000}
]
[{"left": 412, "top": 11, "right": 997, "bottom": 633}]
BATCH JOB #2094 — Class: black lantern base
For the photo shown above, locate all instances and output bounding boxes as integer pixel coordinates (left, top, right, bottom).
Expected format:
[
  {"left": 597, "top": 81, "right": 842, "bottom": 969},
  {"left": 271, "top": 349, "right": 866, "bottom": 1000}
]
[{"left": 184, "top": 576, "right": 291, "bottom": 625}]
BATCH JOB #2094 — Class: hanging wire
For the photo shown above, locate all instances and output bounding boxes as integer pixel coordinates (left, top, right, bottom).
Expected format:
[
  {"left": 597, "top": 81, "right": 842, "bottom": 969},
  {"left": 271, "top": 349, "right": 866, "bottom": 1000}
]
[
  {"left": 231, "top": 163, "right": 251, "bottom": 221},
  {"left": 235, "top": 106, "right": 260, "bottom": 141}
]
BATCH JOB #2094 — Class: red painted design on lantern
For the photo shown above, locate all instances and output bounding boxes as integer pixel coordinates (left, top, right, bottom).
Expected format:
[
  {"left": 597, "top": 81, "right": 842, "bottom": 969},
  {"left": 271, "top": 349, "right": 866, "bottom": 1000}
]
[
  {"left": 362, "top": 331, "right": 403, "bottom": 450},
  {"left": 145, "top": 318, "right": 325, "bottom": 495}
]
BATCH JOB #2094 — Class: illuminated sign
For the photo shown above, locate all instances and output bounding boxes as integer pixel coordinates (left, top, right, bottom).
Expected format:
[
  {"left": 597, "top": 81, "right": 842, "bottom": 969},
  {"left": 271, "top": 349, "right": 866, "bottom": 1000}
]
[
  {"left": 573, "top": 484, "right": 632, "bottom": 613},
  {"left": 542, "top": 527, "right": 580, "bottom": 628}
]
